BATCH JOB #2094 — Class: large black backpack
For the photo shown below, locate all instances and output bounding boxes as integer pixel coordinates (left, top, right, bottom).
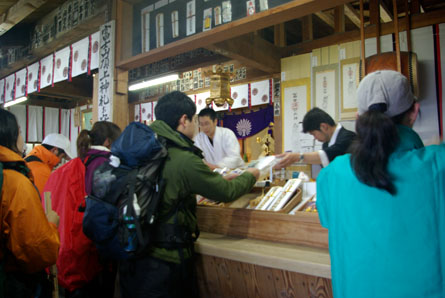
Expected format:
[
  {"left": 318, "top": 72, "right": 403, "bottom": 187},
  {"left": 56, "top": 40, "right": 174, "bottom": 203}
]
[{"left": 82, "top": 122, "right": 169, "bottom": 259}]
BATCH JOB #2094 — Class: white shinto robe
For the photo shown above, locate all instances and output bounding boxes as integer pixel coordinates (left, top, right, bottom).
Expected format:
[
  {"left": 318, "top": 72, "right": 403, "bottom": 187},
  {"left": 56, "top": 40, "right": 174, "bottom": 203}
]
[{"left": 194, "top": 126, "right": 245, "bottom": 169}]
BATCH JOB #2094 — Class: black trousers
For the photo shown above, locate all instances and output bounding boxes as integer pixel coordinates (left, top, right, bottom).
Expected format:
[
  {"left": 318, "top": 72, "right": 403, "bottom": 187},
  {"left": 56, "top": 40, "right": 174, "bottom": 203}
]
[{"left": 119, "top": 255, "right": 200, "bottom": 298}]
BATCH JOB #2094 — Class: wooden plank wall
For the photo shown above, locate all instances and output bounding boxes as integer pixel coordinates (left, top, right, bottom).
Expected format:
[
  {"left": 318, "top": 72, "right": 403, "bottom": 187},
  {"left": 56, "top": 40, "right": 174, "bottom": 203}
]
[{"left": 196, "top": 254, "right": 333, "bottom": 298}]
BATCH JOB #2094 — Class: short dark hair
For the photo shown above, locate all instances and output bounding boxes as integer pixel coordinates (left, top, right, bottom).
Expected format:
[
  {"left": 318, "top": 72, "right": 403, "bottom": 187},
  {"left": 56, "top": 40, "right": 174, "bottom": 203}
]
[
  {"left": 155, "top": 91, "right": 196, "bottom": 130},
  {"left": 198, "top": 108, "right": 217, "bottom": 121},
  {"left": 0, "top": 108, "right": 20, "bottom": 153},
  {"left": 302, "top": 108, "right": 336, "bottom": 133}
]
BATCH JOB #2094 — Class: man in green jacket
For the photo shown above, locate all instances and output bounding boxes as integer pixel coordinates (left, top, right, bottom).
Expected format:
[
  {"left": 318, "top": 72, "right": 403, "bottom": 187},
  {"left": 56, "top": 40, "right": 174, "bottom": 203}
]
[{"left": 119, "top": 91, "right": 259, "bottom": 298}]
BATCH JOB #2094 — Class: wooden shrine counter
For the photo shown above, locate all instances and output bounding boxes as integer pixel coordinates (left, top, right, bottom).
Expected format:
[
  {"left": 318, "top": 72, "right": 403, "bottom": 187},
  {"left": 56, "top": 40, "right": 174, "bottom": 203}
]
[
  {"left": 195, "top": 232, "right": 331, "bottom": 279},
  {"left": 194, "top": 201, "right": 333, "bottom": 298}
]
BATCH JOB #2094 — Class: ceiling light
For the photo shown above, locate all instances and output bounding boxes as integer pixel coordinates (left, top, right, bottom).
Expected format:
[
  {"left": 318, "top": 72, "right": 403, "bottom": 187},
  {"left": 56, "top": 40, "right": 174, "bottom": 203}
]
[
  {"left": 128, "top": 74, "right": 179, "bottom": 91},
  {"left": 4, "top": 96, "right": 28, "bottom": 108}
]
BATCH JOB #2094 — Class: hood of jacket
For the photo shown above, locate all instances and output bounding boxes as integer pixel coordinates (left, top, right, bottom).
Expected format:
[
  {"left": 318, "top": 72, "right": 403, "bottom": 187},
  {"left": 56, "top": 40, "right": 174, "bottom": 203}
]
[{"left": 26, "top": 145, "right": 61, "bottom": 170}]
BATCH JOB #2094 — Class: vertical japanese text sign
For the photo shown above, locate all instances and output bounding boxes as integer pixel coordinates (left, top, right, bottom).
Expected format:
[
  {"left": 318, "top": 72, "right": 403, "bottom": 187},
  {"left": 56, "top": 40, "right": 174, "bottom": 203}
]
[{"left": 98, "top": 20, "right": 115, "bottom": 121}]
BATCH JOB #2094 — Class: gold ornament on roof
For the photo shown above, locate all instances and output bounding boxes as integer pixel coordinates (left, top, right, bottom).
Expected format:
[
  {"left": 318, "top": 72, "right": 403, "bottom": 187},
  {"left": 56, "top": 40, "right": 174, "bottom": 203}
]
[{"left": 205, "top": 65, "right": 234, "bottom": 107}]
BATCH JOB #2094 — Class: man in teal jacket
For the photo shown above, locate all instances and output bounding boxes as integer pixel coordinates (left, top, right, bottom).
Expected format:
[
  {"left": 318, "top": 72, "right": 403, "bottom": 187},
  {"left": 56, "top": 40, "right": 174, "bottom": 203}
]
[
  {"left": 317, "top": 70, "right": 445, "bottom": 298},
  {"left": 119, "top": 91, "right": 259, "bottom": 298}
]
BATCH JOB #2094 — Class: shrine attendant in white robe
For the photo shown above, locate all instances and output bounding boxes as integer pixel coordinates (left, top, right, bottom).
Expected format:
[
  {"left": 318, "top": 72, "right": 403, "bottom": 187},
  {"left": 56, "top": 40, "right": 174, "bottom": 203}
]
[{"left": 194, "top": 108, "right": 245, "bottom": 169}]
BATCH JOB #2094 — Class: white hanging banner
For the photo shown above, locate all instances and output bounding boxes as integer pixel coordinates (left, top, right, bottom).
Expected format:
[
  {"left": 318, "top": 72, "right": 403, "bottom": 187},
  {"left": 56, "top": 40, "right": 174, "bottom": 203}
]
[
  {"left": 28, "top": 105, "right": 43, "bottom": 142},
  {"left": 251, "top": 79, "right": 270, "bottom": 106},
  {"left": 54, "top": 46, "right": 71, "bottom": 83},
  {"left": 8, "top": 105, "right": 26, "bottom": 135},
  {"left": 40, "top": 54, "right": 54, "bottom": 89},
  {"left": 134, "top": 104, "right": 141, "bottom": 122},
  {"left": 15, "top": 68, "right": 27, "bottom": 99},
  {"left": 0, "top": 79, "right": 5, "bottom": 104},
  {"left": 72, "top": 37, "right": 89, "bottom": 78},
  {"left": 27, "top": 62, "right": 40, "bottom": 94},
  {"left": 90, "top": 31, "right": 100, "bottom": 71},
  {"left": 231, "top": 84, "right": 249, "bottom": 109},
  {"left": 98, "top": 21, "right": 115, "bottom": 121},
  {"left": 70, "top": 108, "right": 79, "bottom": 157},
  {"left": 140, "top": 102, "right": 153, "bottom": 122},
  {"left": 196, "top": 92, "right": 209, "bottom": 114},
  {"left": 44, "top": 107, "right": 60, "bottom": 136},
  {"left": 60, "top": 109, "right": 70, "bottom": 138},
  {"left": 4, "top": 74, "right": 15, "bottom": 103}
]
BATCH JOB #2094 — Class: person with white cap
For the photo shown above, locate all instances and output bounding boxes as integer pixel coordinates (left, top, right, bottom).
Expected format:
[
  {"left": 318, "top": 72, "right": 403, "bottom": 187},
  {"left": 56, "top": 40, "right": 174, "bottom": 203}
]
[
  {"left": 25, "top": 133, "right": 73, "bottom": 194},
  {"left": 316, "top": 70, "right": 445, "bottom": 298}
]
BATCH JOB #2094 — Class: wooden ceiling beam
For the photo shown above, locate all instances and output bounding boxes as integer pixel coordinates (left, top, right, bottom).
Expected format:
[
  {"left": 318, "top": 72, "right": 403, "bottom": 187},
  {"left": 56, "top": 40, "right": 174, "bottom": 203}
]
[
  {"left": 380, "top": 1, "right": 393, "bottom": 22},
  {"left": 205, "top": 33, "right": 281, "bottom": 74},
  {"left": 314, "top": 11, "right": 335, "bottom": 28},
  {"left": 344, "top": 3, "right": 361, "bottom": 27},
  {"left": 284, "top": 8, "right": 445, "bottom": 56},
  {"left": 35, "top": 79, "right": 93, "bottom": 101},
  {"left": 0, "top": 0, "right": 47, "bottom": 36},
  {"left": 117, "top": 0, "right": 355, "bottom": 70}
]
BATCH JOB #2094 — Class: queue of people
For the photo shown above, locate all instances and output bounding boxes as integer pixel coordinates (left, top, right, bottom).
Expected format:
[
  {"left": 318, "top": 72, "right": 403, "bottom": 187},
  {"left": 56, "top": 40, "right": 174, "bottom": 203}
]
[{"left": 0, "top": 69, "right": 444, "bottom": 298}]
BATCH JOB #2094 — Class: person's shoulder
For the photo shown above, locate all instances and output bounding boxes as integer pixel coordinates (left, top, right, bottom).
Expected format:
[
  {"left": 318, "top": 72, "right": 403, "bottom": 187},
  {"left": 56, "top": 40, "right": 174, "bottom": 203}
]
[
  {"left": 341, "top": 127, "right": 356, "bottom": 137},
  {"left": 3, "top": 169, "right": 35, "bottom": 194},
  {"left": 327, "top": 153, "right": 352, "bottom": 172},
  {"left": 220, "top": 126, "right": 237, "bottom": 137},
  {"left": 418, "top": 143, "right": 445, "bottom": 162},
  {"left": 194, "top": 131, "right": 206, "bottom": 141}
]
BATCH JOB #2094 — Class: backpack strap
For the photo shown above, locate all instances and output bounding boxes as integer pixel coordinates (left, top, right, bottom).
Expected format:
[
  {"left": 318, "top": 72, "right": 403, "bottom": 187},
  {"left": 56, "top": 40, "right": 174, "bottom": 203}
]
[
  {"left": 24, "top": 155, "right": 42, "bottom": 163},
  {"left": 83, "top": 153, "right": 107, "bottom": 168},
  {"left": 125, "top": 169, "right": 147, "bottom": 249}
]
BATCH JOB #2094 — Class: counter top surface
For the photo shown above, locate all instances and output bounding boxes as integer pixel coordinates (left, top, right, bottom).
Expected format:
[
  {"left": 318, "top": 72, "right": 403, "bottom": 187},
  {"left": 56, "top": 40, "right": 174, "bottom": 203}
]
[{"left": 195, "top": 231, "right": 331, "bottom": 279}]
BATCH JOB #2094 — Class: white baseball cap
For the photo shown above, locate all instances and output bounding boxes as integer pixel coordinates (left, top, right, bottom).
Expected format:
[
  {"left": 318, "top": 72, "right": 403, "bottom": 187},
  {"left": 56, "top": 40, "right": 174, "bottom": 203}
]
[
  {"left": 357, "top": 70, "right": 415, "bottom": 117},
  {"left": 42, "top": 133, "right": 73, "bottom": 159}
]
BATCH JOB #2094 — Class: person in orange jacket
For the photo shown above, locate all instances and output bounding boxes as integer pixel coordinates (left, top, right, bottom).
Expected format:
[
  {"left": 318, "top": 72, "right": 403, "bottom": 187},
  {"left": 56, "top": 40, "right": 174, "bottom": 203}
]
[
  {"left": 0, "top": 108, "right": 60, "bottom": 296},
  {"left": 25, "top": 133, "right": 73, "bottom": 194}
]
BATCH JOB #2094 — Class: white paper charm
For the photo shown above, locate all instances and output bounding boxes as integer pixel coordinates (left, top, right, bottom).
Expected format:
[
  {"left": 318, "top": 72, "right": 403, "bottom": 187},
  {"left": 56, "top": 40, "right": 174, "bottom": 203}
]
[
  {"left": 203, "top": 8, "right": 212, "bottom": 31},
  {"left": 186, "top": 0, "right": 196, "bottom": 36},
  {"left": 222, "top": 1, "right": 232, "bottom": 23}
]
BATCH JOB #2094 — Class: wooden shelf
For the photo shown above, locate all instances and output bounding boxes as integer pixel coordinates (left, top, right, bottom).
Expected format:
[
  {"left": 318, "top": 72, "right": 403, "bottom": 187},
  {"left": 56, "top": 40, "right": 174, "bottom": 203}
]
[{"left": 196, "top": 204, "right": 328, "bottom": 249}]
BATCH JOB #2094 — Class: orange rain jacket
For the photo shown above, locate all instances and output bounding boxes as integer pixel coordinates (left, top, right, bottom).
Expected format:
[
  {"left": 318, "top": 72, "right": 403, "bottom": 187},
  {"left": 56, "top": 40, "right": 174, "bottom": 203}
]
[
  {"left": 25, "top": 145, "right": 61, "bottom": 195},
  {"left": 0, "top": 145, "right": 60, "bottom": 274}
]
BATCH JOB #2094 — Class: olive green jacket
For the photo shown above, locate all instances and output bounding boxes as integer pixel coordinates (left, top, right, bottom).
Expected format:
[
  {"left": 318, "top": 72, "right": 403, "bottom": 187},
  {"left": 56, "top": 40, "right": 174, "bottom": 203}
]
[{"left": 149, "top": 120, "right": 256, "bottom": 263}]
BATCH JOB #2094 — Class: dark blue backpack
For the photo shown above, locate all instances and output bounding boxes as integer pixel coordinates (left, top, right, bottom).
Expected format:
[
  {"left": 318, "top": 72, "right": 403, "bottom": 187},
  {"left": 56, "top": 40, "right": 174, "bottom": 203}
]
[{"left": 82, "top": 122, "right": 168, "bottom": 259}]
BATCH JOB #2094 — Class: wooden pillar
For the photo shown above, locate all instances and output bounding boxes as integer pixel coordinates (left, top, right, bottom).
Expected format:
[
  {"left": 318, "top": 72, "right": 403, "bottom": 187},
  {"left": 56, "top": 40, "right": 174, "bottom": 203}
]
[
  {"left": 370, "top": 0, "right": 381, "bottom": 54},
  {"left": 334, "top": 6, "right": 345, "bottom": 33},
  {"left": 113, "top": 69, "right": 129, "bottom": 130},
  {"left": 92, "top": 74, "right": 98, "bottom": 124},
  {"left": 274, "top": 23, "right": 286, "bottom": 47},
  {"left": 359, "top": 0, "right": 366, "bottom": 78},
  {"left": 110, "top": 0, "right": 132, "bottom": 130},
  {"left": 410, "top": 0, "right": 420, "bottom": 14},
  {"left": 302, "top": 15, "right": 313, "bottom": 41}
]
